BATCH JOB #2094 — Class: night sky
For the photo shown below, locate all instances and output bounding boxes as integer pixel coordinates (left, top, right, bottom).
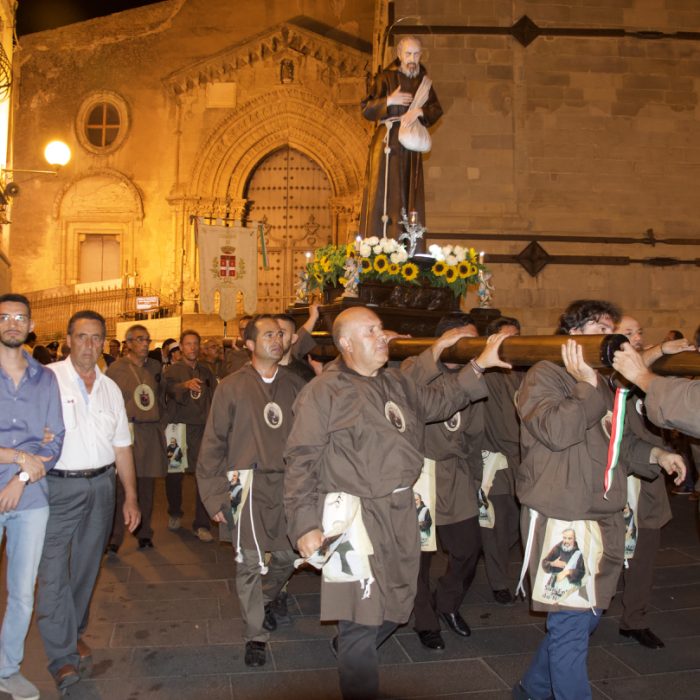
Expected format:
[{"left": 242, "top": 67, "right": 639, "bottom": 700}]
[{"left": 17, "top": 0, "right": 166, "bottom": 36}]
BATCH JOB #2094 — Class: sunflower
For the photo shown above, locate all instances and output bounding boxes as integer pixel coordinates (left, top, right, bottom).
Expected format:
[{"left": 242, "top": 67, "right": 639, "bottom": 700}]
[
  {"left": 373, "top": 254, "right": 389, "bottom": 273},
  {"left": 388, "top": 262, "right": 400, "bottom": 276},
  {"left": 431, "top": 261, "right": 447, "bottom": 277},
  {"left": 401, "top": 262, "right": 419, "bottom": 282},
  {"left": 313, "top": 272, "right": 324, "bottom": 283},
  {"left": 346, "top": 242, "right": 357, "bottom": 258},
  {"left": 457, "top": 261, "right": 473, "bottom": 279},
  {"left": 360, "top": 258, "right": 372, "bottom": 274},
  {"left": 339, "top": 276, "right": 347, "bottom": 286},
  {"left": 445, "top": 266, "right": 458, "bottom": 284}
]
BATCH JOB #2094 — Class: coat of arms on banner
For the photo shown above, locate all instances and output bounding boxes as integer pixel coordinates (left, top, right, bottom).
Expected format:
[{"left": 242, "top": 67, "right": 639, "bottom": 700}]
[
  {"left": 197, "top": 220, "right": 258, "bottom": 320},
  {"left": 211, "top": 245, "right": 246, "bottom": 284}
]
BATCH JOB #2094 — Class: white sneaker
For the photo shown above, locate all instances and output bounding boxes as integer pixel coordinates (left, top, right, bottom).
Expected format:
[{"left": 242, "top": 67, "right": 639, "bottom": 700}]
[
  {"left": 168, "top": 516, "right": 181, "bottom": 530},
  {"left": 195, "top": 527, "right": 214, "bottom": 542},
  {"left": 0, "top": 672, "right": 40, "bottom": 700}
]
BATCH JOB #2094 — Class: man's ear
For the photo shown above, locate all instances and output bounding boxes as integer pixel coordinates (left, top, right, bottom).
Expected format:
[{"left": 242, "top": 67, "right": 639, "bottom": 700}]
[
  {"left": 291, "top": 333, "right": 299, "bottom": 346},
  {"left": 339, "top": 337, "right": 351, "bottom": 353},
  {"left": 244, "top": 339, "right": 255, "bottom": 353}
]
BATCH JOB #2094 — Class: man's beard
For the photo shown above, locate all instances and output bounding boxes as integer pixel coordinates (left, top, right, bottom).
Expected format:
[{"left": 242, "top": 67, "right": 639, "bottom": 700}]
[
  {"left": 400, "top": 64, "right": 419, "bottom": 78},
  {"left": 0, "top": 335, "right": 25, "bottom": 349},
  {"left": 561, "top": 542, "right": 575, "bottom": 553}
]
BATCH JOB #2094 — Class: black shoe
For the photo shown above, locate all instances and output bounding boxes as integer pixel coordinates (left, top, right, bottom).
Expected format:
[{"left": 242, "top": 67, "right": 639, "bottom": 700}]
[
  {"left": 244, "top": 641, "right": 267, "bottom": 667},
  {"left": 270, "top": 591, "right": 291, "bottom": 625},
  {"left": 619, "top": 627, "right": 665, "bottom": 649},
  {"left": 262, "top": 603, "right": 277, "bottom": 632},
  {"left": 440, "top": 611, "right": 471, "bottom": 637},
  {"left": 329, "top": 635, "right": 338, "bottom": 658},
  {"left": 417, "top": 630, "right": 445, "bottom": 650},
  {"left": 493, "top": 589, "right": 516, "bottom": 606},
  {"left": 106, "top": 543, "right": 119, "bottom": 555},
  {"left": 138, "top": 538, "right": 154, "bottom": 549}
]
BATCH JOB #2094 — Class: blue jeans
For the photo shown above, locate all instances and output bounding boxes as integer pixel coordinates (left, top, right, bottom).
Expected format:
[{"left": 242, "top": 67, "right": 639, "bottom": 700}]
[
  {"left": 0, "top": 505, "right": 50, "bottom": 677},
  {"left": 521, "top": 609, "right": 602, "bottom": 700}
]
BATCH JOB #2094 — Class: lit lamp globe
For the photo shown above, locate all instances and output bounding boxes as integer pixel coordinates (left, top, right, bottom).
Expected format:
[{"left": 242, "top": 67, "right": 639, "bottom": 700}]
[{"left": 44, "top": 141, "right": 71, "bottom": 168}]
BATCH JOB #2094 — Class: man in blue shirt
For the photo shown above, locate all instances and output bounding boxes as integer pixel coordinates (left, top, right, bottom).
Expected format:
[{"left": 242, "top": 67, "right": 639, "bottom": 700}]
[{"left": 0, "top": 293, "right": 64, "bottom": 700}]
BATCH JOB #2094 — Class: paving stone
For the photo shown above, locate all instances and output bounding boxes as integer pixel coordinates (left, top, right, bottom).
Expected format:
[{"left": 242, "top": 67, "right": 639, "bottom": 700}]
[
  {"left": 286, "top": 569, "right": 323, "bottom": 593},
  {"left": 607, "top": 636, "right": 700, "bottom": 674},
  {"left": 650, "top": 582, "right": 700, "bottom": 610},
  {"left": 60, "top": 675, "right": 233, "bottom": 700},
  {"left": 130, "top": 643, "right": 264, "bottom": 677},
  {"left": 293, "top": 592, "right": 321, "bottom": 616},
  {"left": 229, "top": 668, "right": 341, "bottom": 700},
  {"left": 92, "top": 597, "right": 221, "bottom": 623},
  {"left": 592, "top": 671, "right": 700, "bottom": 700},
  {"left": 653, "top": 563, "right": 700, "bottom": 587},
  {"left": 97, "top": 579, "right": 229, "bottom": 602},
  {"left": 380, "top": 658, "right": 505, "bottom": 697},
  {"left": 653, "top": 547, "right": 699, "bottom": 567},
  {"left": 111, "top": 620, "right": 209, "bottom": 647},
  {"left": 126, "top": 561, "right": 236, "bottom": 582},
  {"left": 461, "top": 600, "right": 542, "bottom": 629}
]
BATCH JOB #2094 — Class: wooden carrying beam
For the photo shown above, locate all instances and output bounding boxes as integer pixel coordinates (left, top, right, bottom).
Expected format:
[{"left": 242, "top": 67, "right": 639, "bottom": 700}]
[{"left": 310, "top": 333, "right": 700, "bottom": 376}]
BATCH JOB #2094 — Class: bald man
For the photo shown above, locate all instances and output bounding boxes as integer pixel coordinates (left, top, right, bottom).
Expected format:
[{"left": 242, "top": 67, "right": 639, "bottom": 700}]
[
  {"left": 284, "top": 307, "right": 510, "bottom": 700},
  {"left": 614, "top": 316, "right": 687, "bottom": 648}
]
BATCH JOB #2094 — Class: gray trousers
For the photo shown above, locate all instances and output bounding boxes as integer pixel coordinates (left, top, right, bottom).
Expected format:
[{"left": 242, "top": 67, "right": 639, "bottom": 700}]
[
  {"left": 620, "top": 527, "right": 660, "bottom": 630},
  {"left": 236, "top": 547, "right": 296, "bottom": 642},
  {"left": 36, "top": 469, "right": 115, "bottom": 675},
  {"left": 480, "top": 493, "right": 520, "bottom": 591}
]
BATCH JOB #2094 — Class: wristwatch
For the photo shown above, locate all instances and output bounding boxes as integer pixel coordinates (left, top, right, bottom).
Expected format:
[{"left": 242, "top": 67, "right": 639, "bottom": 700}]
[{"left": 15, "top": 470, "right": 29, "bottom": 484}]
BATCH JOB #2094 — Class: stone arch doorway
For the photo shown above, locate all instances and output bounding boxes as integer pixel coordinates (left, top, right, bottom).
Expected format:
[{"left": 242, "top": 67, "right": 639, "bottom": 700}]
[{"left": 245, "top": 146, "right": 332, "bottom": 312}]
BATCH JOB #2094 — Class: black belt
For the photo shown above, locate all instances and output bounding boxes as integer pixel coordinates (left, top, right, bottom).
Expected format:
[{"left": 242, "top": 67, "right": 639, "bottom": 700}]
[{"left": 48, "top": 464, "right": 115, "bottom": 479}]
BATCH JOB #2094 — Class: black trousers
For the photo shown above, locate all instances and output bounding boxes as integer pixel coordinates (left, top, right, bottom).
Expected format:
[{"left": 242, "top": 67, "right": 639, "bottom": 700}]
[
  {"left": 480, "top": 493, "right": 520, "bottom": 591},
  {"left": 620, "top": 526, "right": 660, "bottom": 630},
  {"left": 413, "top": 516, "right": 481, "bottom": 632},
  {"left": 337, "top": 619, "right": 397, "bottom": 700},
  {"left": 111, "top": 476, "right": 155, "bottom": 545}
]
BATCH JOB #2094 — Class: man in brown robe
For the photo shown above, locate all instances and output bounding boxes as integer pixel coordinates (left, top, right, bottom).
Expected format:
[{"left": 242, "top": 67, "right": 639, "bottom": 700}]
[
  {"left": 615, "top": 315, "right": 687, "bottom": 648},
  {"left": 197, "top": 315, "right": 306, "bottom": 668},
  {"left": 106, "top": 324, "right": 166, "bottom": 550},
  {"left": 401, "top": 314, "right": 485, "bottom": 651},
  {"left": 513, "top": 300, "right": 685, "bottom": 700},
  {"left": 612, "top": 341, "right": 700, "bottom": 438},
  {"left": 359, "top": 36, "right": 443, "bottom": 245},
  {"left": 481, "top": 316, "right": 524, "bottom": 605},
  {"left": 163, "top": 330, "right": 216, "bottom": 541},
  {"left": 284, "top": 307, "right": 510, "bottom": 700}
]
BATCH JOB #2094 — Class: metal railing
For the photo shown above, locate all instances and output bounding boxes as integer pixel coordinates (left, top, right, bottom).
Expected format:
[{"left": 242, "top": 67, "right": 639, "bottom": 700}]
[{"left": 25, "top": 285, "right": 179, "bottom": 342}]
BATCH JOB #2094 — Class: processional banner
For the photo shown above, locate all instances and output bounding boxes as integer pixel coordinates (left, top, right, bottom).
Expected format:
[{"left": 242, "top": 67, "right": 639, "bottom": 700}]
[{"left": 196, "top": 219, "right": 258, "bottom": 321}]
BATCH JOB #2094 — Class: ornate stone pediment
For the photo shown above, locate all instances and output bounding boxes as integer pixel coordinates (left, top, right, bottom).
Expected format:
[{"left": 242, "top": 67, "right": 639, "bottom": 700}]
[{"left": 162, "top": 22, "right": 371, "bottom": 96}]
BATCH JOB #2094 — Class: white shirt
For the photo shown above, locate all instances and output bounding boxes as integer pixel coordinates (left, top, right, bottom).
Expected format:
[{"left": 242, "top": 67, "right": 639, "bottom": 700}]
[{"left": 49, "top": 358, "right": 132, "bottom": 471}]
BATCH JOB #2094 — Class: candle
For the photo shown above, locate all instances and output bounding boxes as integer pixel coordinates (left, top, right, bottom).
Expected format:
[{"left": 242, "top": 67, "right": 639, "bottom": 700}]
[
  {"left": 479, "top": 251, "right": 484, "bottom": 266},
  {"left": 409, "top": 210, "right": 418, "bottom": 226}
]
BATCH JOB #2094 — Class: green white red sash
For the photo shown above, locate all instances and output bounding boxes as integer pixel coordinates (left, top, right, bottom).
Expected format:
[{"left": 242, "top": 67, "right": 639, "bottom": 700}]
[{"left": 604, "top": 387, "right": 629, "bottom": 499}]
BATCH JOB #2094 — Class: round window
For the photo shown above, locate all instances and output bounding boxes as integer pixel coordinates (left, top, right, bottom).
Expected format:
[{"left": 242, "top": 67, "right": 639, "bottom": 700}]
[{"left": 76, "top": 92, "right": 129, "bottom": 154}]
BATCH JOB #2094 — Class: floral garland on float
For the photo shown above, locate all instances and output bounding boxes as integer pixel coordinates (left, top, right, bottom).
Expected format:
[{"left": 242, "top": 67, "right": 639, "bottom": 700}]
[{"left": 299, "top": 237, "right": 487, "bottom": 304}]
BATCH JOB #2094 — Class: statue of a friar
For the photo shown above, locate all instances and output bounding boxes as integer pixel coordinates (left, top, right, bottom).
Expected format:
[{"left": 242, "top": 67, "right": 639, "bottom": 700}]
[{"left": 358, "top": 36, "right": 443, "bottom": 253}]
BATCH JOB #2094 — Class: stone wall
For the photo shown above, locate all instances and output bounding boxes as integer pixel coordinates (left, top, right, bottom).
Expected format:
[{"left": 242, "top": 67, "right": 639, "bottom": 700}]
[
  {"left": 395, "top": 0, "right": 700, "bottom": 341},
  {"left": 10, "top": 0, "right": 374, "bottom": 311}
]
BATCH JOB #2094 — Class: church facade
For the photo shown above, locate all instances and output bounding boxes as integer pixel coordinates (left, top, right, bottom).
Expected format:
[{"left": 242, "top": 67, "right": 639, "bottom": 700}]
[{"left": 8, "top": 0, "right": 700, "bottom": 339}]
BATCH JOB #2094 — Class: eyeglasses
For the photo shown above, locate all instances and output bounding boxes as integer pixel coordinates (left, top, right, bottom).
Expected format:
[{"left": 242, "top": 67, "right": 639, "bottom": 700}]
[
  {"left": 127, "top": 336, "right": 151, "bottom": 344},
  {"left": 0, "top": 313, "right": 30, "bottom": 323}
]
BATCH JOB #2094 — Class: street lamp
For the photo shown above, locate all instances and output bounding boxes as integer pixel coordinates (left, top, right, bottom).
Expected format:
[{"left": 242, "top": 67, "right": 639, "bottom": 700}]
[{"left": 0, "top": 140, "right": 71, "bottom": 216}]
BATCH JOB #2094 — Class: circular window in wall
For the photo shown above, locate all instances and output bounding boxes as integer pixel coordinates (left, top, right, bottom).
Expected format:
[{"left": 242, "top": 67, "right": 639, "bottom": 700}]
[{"left": 76, "top": 91, "right": 130, "bottom": 154}]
